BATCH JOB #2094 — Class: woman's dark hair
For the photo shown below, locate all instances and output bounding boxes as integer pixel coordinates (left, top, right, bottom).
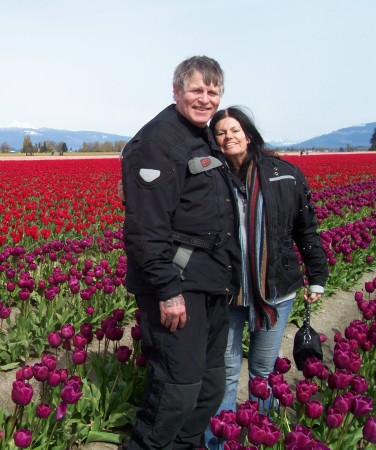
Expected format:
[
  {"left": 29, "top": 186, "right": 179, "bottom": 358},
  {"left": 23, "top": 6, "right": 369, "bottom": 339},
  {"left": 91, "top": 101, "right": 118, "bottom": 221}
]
[{"left": 210, "top": 106, "right": 274, "bottom": 180}]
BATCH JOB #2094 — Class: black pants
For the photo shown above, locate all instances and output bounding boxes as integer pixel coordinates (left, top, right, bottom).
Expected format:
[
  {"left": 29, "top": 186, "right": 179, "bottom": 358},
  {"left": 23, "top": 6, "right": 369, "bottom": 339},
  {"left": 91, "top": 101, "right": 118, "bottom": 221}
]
[{"left": 128, "top": 292, "right": 230, "bottom": 450}]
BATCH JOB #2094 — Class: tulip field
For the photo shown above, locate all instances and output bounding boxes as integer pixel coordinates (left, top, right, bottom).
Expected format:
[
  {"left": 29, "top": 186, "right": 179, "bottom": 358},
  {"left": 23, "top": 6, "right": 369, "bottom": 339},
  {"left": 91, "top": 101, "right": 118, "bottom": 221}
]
[{"left": 0, "top": 153, "right": 375, "bottom": 449}]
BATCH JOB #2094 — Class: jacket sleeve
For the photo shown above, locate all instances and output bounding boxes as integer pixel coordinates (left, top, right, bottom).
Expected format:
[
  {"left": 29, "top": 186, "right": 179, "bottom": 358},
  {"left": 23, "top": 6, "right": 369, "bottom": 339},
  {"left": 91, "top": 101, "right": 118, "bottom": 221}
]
[
  {"left": 122, "top": 138, "right": 186, "bottom": 300},
  {"left": 292, "top": 167, "right": 329, "bottom": 288}
]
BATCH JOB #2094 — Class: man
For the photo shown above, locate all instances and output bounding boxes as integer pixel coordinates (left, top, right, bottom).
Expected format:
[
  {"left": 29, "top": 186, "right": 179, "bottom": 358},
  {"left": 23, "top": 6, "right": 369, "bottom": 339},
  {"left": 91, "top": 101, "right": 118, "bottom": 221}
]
[{"left": 121, "top": 56, "right": 241, "bottom": 449}]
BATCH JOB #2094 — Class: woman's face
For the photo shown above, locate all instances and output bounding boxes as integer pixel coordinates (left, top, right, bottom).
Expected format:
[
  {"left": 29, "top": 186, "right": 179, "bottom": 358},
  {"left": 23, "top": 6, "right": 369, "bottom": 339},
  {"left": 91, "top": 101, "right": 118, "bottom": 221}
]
[{"left": 214, "top": 117, "right": 249, "bottom": 166}]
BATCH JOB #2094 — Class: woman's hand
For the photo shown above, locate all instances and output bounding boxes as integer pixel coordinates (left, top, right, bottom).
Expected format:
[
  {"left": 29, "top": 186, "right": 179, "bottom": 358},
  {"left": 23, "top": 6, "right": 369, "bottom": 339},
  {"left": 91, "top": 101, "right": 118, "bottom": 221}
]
[{"left": 304, "top": 288, "right": 321, "bottom": 303}]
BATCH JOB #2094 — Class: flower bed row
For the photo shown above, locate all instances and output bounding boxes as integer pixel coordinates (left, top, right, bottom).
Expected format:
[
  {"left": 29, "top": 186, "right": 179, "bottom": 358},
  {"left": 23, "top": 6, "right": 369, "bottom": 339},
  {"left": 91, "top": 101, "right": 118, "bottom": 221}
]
[{"left": 0, "top": 154, "right": 375, "bottom": 448}]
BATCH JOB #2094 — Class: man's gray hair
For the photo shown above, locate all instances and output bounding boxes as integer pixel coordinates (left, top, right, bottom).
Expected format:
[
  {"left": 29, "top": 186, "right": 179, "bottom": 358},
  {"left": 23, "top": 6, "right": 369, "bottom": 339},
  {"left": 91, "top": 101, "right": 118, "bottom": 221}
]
[{"left": 173, "top": 56, "right": 224, "bottom": 96}]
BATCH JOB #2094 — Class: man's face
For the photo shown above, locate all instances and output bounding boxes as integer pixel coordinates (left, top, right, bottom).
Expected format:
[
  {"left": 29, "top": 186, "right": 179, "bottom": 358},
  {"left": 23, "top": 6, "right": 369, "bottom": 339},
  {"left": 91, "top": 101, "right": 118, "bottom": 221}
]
[{"left": 174, "top": 71, "right": 221, "bottom": 128}]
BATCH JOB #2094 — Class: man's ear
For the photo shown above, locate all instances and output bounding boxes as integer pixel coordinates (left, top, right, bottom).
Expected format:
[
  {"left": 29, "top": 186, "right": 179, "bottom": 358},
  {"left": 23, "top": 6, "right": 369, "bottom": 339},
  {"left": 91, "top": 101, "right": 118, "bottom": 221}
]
[{"left": 173, "top": 85, "right": 179, "bottom": 102}]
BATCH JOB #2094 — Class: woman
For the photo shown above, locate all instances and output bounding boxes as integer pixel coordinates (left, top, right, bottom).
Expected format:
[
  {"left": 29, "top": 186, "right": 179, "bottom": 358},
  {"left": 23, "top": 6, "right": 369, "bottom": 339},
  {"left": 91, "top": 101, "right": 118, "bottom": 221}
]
[{"left": 205, "top": 107, "right": 328, "bottom": 449}]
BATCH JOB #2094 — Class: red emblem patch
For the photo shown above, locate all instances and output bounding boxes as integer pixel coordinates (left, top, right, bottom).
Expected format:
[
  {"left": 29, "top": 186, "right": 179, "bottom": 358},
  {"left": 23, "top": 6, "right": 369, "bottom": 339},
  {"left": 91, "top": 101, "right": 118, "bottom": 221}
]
[{"left": 200, "top": 158, "right": 211, "bottom": 167}]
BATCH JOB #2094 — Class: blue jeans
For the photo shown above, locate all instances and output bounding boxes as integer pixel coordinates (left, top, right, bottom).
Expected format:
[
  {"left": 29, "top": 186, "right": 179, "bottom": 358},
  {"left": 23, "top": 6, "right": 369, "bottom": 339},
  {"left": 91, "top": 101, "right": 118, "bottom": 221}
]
[{"left": 205, "top": 300, "right": 293, "bottom": 450}]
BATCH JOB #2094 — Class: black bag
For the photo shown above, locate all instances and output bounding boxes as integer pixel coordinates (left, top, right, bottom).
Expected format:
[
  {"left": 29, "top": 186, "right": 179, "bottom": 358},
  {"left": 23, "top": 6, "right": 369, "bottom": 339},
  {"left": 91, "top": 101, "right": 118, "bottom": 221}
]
[{"left": 293, "top": 302, "right": 323, "bottom": 370}]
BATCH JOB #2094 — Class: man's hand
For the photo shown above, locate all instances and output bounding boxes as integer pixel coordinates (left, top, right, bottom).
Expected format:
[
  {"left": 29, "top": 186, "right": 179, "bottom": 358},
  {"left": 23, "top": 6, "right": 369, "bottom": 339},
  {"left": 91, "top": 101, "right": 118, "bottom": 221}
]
[
  {"left": 160, "top": 294, "right": 187, "bottom": 332},
  {"left": 304, "top": 288, "right": 322, "bottom": 303}
]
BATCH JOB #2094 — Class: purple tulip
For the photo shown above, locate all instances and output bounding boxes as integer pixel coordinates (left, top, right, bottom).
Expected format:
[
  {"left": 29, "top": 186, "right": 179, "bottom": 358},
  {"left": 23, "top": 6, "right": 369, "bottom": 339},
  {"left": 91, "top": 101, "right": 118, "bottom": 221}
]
[
  {"left": 72, "top": 349, "right": 87, "bottom": 365},
  {"left": 236, "top": 407, "right": 257, "bottom": 427},
  {"left": 0, "top": 305, "right": 11, "bottom": 319},
  {"left": 116, "top": 345, "right": 133, "bottom": 363},
  {"left": 354, "top": 291, "right": 364, "bottom": 302},
  {"left": 68, "top": 276, "right": 80, "bottom": 294},
  {"left": 41, "top": 354, "right": 57, "bottom": 371},
  {"left": 60, "top": 379, "right": 83, "bottom": 404},
  {"left": 263, "top": 421, "right": 281, "bottom": 446},
  {"left": 249, "top": 377, "right": 270, "bottom": 401},
  {"left": 13, "top": 428, "right": 32, "bottom": 448},
  {"left": 222, "top": 421, "right": 242, "bottom": 441},
  {"left": 36, "top": 403, "right": 52, "bottom": 419},
  {"left": 303, "top": 357, "right": 323, "bottom": 379},
  {"left": 305, "top": 400, "right": 324, "bottom": 419},
  {"left": 332, "top": 391, "right": 355, "bottom": 413},
  {"left": 296, "top": 380, "right": 316, "bottom": 404},
  {"left": 11, "top": 381, "right": 33, "bottom": 406},
  {"left": 210, "top": 410, "right": 236, "bottom": 439},
  {"left": 325, "top": 407, "right": 344, "bottom": 428},
  {"left": 363, "top": 416, "right": 376, "bottom": 444},
  {"left": 72, "top": 333, "right": 87, "bottom": 349},
  {"left": 101, "top": 316, "right": 117, "bottom": 331},
  {"left": 328, "top": 369, "right": 353, "bottom": 390},
  {"left": 44, "top": 285, "right": 59, "bottom": 301},
  {"left": 210, "top": 416, "right": 225, "bottom": 438},
  {"left": 280, "top": 389, "right": 294, "bottom": 407},
  {"left": 60, "top": 324, "right": 75, "bottom": 340},
  {"left": 47, "top": 369, "right": 64, "bottom": 387},
  {"left": 80, "top": 322, "right": 93, "bottom": 337},
  {"left": 47, "top": 331, "right": 62, "bottom": 349},
  {"left": 365, "top": 281, "right": 375, "bottom": 293},
  {"left": 21, "top": 366, "right": 33, "bottom": 380},
  {"left": 350, "top": 395, "right": 374, "bottom": 417},
  {"left": 85, "top": 305, "right": 95, "bottom": 315},
  {"left": 248, "top": 421, "right": 268, "bottom": 446},
  {"left": 131, "top": 324, "right": 142, "bottom": 341},
  {"left": 268, "top": 371, "right": 284, "bottom": 387},
  {"left": 319, "top": 333, "right": 327, "bottom": 343},
  {"left": 18, "top": 289, "right": 30, "bottom": 301},
  {"left": 113, "top": 308, "right": 125, "bottom": 322},
  {"left": 95, "top": 329, "right": 105, "bottom": 341},
  {"left": 348, "top": 351, "right": 362, "bottom": 373},
  {"left": 105, "top": 325, "right": 123, "bottom": 341},
  {"left": 317, "top": 364, "right": 330, "bottom": 380},
  {"left": 274, "top": 356, "right": 291, "bottom": 374},
  {"left": 272, "top": 380, "right": 290, "bottom": 399},
  {"left": 80, "top": 288, "right": 93, "bottom": 300},
  {"left": 6, "top": 281, "right": 16, "bottom": 292},
  {"left": 56, "top": 401, "right": 67, "bottom": 420},
  {"left": 83, "top": 259, "right": 93, "bottom": 270},
  {"left": 32, "top": 363, "right": 49, "bottom": 382},
  {"left": 248, "top": 414, "right": 280, "bottom": 446},
  {"left": 333, "top": 349, "right": 350, "bottom": 370},
  {"left": 135, "top": 354, "right": 147, "bottom": 367},
  {"left": 284, "top": 425, "right": 312, "bottom": 448},
  {"left": 350, "top": 375, "right": 369, "bottom": 394}
]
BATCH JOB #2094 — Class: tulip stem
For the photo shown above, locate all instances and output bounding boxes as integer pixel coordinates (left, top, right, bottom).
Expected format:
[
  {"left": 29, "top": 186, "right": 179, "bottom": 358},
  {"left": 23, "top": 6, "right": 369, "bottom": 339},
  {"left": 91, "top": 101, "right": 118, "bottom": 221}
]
[
  {"left": 46, "top": 420, "right": 59, "bottom": 449},
  {"left": 103, "top": 366, "right": 121, "bottom": 422}
]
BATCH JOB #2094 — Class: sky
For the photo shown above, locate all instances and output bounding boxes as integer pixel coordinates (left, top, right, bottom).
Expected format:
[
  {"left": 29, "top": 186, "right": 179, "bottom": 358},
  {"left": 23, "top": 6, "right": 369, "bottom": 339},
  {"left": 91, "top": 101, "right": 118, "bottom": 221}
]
[{"left": 1, "top": 1, "right": 375, "bottom": 144}]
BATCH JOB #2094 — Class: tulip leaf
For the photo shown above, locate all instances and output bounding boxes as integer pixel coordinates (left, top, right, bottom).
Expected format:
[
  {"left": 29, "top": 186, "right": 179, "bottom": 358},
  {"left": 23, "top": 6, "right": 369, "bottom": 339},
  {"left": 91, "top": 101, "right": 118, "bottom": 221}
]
[{"left": 86, "top": 430, "right": 123, "bottom": 444}]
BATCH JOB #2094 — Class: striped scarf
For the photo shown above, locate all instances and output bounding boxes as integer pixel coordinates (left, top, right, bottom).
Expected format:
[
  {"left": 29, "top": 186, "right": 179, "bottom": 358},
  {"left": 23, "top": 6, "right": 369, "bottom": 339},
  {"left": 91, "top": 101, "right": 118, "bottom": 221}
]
[{"left": 247, "top": 161, "right": 278, "bottom": 331}]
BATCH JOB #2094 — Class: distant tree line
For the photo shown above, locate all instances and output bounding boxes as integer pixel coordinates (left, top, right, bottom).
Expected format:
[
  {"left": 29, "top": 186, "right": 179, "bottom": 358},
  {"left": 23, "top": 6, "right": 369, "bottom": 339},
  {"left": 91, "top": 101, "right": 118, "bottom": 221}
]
[
  {"left": 79, "top": 140, "right": 127, "bottom": 153},
  {"left": 0, "top": 136, "right": 129, "bottom": 155}
]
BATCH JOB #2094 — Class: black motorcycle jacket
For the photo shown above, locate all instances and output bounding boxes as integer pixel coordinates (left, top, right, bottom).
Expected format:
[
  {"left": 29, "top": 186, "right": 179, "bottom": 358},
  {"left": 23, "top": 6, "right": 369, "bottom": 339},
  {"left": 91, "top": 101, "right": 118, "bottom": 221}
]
[
  {"left": 255, "top": 152, "right": 328, "bottom": 298},
  {"left": 121, "top": 105, "right": 241, "bottom": 301}
]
